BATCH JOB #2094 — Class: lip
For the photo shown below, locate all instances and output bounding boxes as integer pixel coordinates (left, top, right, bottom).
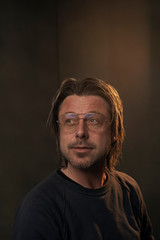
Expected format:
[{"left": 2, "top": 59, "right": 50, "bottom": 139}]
[{"left": 71, "top": 147, "right": 92, "bottom": 152}]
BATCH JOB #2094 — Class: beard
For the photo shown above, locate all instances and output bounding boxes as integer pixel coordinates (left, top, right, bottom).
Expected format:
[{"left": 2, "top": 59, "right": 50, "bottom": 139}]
[{"left": 59, "top": 139, "right": 108, "bottom": 171}]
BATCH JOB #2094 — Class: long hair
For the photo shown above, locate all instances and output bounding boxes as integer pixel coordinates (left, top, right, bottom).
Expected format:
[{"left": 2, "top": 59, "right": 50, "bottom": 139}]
[{"left": 47, "top": 78, "right": 124, "bottom": 171}]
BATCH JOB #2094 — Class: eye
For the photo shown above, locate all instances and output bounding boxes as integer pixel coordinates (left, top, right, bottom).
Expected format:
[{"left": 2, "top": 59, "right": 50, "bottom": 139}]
[
  {"left": 85, "top": 113, "right": 103, "bottom": 126},
  {"left": 87, "top": 116, "right": 101, "bottom": 126},
  {"left": 89, "top": 118, "right": 98, "bottom": 124},
  {"left": 65, "top": 118, "right": 74, "bottom": 125},
  {"left": 64, "top": 114, "right": 78, "bottom": 125}
]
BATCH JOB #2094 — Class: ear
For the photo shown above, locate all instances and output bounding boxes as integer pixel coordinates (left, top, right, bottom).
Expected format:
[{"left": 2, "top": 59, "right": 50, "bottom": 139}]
[
  {"left": 112, "top": 135, "right": 117, "bottom": 143},
  {"left": 111, "top": 126, "right": 117, "bottom": 143}
]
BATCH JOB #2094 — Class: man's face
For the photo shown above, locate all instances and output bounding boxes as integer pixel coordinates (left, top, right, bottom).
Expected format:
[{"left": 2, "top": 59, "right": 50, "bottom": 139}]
[{"left": 58, "top": 95, "right": 112, "bottom": 170}]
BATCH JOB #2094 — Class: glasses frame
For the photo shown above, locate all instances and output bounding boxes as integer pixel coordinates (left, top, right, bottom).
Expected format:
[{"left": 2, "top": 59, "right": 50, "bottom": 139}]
[{"left": 57, "top": 112, "right": 110, "bottom": 133}]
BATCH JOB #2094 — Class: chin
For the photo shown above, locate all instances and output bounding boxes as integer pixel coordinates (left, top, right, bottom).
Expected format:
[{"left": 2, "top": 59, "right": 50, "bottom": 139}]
[
  {"left": 68, "top": 157, "right": 101, "bottom": 170},
  {"left": 61, "top": 151, "right": 106, "bottom": 170}
]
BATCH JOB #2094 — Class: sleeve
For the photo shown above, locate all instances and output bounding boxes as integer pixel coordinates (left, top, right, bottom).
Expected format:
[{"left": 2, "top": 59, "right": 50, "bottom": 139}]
[{"left": 130, "top": 182, "right": 155, "bottom": 240}]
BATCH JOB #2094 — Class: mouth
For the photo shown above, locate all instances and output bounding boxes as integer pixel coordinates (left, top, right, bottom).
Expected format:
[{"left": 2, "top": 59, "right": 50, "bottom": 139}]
[{"left": 71, "top": 146, "right": 93, "bottom": 153}]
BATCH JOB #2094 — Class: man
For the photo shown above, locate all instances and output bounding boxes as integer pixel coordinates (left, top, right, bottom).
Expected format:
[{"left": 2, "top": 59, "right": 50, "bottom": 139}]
[{"left": 13, "top": 78, "right": 154, "bottom": 239}]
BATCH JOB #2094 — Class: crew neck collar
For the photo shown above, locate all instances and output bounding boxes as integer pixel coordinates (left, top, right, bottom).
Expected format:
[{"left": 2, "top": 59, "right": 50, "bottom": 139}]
[{"left": 57, "top": 168, "right": 111, "bottom": 196}]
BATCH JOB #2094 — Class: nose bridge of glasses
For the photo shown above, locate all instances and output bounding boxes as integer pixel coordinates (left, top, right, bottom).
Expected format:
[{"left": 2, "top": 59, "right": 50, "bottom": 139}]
[
  {"left": 75, "top": 113, "right": 86, "bottom": 123},
  {"left": 77, "top": 113, "right": 94, "bottom": 124},
  {"left": 77, "top": 112, "right": 94, "bottom": 119},
  {"left": 77, "top": 116, "right": 87, "bottom": 126},
  {"left": 75, "top": 116, "right": 89, "bottom": 133}
]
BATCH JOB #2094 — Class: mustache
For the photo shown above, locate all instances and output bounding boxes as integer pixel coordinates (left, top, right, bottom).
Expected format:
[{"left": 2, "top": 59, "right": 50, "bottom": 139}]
[{"left": 68, "top": 141, "right": 96, "bottom": 149}]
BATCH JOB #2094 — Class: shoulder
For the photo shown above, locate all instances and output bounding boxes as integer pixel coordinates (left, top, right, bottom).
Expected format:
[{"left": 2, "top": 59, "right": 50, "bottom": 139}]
[
  {"left": 19, "top": 170, "right": 66, "bottom": 212},
  {"left": 109, "top": 170, "right": 142, "bottom": 198},
  {"left": 109, "top": 170, "right": 144, "bottom": 214},
  {"left": 13, "top": 170, "right": 66, "bottom": 239},
  {"left": 108, "top": 171, "right": 154, "bottom": 239},
  {"left": 110, "top": 170, "right": 138, "bottom": 186}
]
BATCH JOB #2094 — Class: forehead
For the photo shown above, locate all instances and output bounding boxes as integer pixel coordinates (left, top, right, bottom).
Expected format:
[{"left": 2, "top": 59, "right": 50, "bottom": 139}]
[{"left": 58, "top": 95, "right": 111, "bottom": 116}]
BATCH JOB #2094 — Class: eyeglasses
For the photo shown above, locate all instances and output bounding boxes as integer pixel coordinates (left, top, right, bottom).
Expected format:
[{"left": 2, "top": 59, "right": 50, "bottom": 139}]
[{"left": 57, "top": 112, "right": 110, "bottom": 133}]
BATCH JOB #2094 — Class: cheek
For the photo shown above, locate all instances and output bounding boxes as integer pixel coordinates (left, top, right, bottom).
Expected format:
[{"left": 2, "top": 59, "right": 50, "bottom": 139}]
[
  {"left": 59, "top": 131, "right": 65, "bottom": 150},
  {"left": 59, "top": 132, "right": 66, "bottom": 146},
  {"left": 98, "top": 135, "right": 111, "bottom": 148},
  {"left": 96, "top": 129, "right": 112, "bottom": 148},
  {"left": 59, "top": 131, "right": 73, "bottom": 149}
]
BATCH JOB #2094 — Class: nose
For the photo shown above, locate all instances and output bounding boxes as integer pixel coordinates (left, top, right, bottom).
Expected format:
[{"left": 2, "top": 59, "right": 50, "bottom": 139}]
[{"left": 75, "top": 119, "right": 88, "bottom": 139}]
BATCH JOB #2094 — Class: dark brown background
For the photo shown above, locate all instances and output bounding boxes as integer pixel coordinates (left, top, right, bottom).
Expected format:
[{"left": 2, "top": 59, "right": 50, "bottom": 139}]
[{"left": 0, "top": 0, "right": 159, "bottom": 239}]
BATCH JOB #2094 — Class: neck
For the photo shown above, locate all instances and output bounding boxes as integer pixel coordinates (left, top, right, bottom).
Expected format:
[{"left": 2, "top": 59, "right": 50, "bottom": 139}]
[{"left": 61, "top": 163, "right": 107, "bottom": 189}]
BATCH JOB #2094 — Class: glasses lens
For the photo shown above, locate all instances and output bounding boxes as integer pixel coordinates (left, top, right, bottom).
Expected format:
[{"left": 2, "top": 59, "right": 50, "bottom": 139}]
[
  {"left": 59, "top": 112, "right": 107, "bottom": 132},
  {"left": 61, "top": 113, "right": 78, "bottom": 131},
  {"left": 85, "top": 113, "right": 104, "bottom": 130}
]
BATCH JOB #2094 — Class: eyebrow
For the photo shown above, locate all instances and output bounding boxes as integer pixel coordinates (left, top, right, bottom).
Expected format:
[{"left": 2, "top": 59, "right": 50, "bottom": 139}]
[{"left": 63, "top": 111, "right": 100, "bottom": 115}]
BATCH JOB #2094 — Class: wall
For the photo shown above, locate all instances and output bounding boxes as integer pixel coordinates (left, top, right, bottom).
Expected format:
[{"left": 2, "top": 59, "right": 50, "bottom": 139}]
[
  {"left": 0, "top": 1, "right": 59, "bottom": 239},
  {"left": 0, "top": 0, "right": 159, "bottom": 239}
]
